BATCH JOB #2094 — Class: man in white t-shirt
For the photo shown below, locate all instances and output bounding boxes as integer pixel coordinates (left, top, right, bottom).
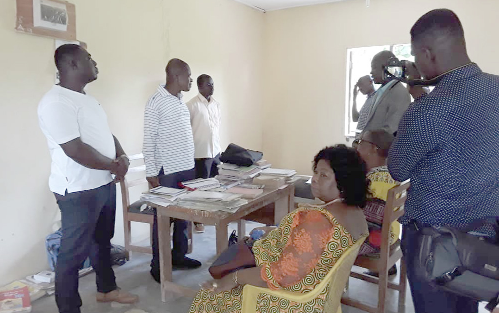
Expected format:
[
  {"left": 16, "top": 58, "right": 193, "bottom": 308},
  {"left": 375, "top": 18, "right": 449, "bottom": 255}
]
[{"left": 38, "top": 44, "right": 138, "bottom": 313}]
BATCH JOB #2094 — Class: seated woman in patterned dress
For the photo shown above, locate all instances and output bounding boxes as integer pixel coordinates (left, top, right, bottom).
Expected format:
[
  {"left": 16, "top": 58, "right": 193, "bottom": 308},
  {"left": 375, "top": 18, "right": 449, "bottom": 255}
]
[
  {"left": 354, "top": 129, "right": 400, "bottom": 275},
  {"left": 189, "top": 144, "right": 369, "bottom": 313}
]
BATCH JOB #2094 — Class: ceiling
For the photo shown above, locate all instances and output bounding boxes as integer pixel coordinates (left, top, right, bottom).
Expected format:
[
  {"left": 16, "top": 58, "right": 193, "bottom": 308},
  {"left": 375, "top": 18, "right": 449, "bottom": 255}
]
[{"left": 233, "top": 0, "right": 352, "bottom": 12}]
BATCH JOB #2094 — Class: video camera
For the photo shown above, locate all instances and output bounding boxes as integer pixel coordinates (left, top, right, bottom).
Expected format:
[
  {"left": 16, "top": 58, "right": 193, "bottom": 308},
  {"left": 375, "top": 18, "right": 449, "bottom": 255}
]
[
  {"left": 383, "top": 57, "right": 406, "bottom": 81},
  {"left": 383, "top": 57, "right": 437, "bottom": 86}
]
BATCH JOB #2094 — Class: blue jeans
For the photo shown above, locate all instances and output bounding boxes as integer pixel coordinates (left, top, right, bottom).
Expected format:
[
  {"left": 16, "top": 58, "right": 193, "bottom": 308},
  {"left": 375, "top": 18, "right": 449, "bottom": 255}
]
[
  {"left": 401, "top": 224, "right": 478, "bottom": 313},
  {"left": 151, "top": 168, "right": 196, "bottom": 270},
  {"left": 54, "top": 183, "right": 117, "bottom": 313}
]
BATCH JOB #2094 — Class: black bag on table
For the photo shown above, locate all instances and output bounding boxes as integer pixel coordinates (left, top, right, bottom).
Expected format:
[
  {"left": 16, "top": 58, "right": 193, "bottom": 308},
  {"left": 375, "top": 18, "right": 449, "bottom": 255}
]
[
  {"left": 220, "top": 143, "right": 263, "bottom": 167},
  {"left": 417, "top": 217, "right": 499, "bottom": 311}
]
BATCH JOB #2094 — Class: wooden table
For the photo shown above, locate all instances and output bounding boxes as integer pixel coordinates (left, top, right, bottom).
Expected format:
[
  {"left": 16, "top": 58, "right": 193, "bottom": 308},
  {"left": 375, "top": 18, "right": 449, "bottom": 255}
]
[{"left": 147, "top": 184, "right": 295, "bottom": 302}]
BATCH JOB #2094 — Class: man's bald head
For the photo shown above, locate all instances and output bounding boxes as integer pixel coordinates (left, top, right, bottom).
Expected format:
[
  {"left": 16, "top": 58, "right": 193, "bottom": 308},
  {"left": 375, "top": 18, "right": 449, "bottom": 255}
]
[
  {"left": 165, "top": 58, "right": 192, "bottom": 93},
  {"left": 371, "top": 51, "right": 396, "bottom": 84},
  {"left": 166, "top": 58, "right": 189, "bottom": 76},
  {"left": 358, "top": 75, "right": 371, "bottom": 85},
  {"left": 357, "top": 75, "right": 374, "bottom": 95},
  {"left": 372, "top": 51, "right": 396, "bottom": 67}
]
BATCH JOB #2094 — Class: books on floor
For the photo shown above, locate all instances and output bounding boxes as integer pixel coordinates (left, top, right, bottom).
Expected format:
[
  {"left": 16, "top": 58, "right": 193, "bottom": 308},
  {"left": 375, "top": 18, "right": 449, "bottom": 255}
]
[
  {"left": 23, "top": 268, "right": 92, "bottom": 296},
  {"left": 33, "top": 271, "right": 54, "bottom": 284},
  {"left": 0, "top": 281, "right": 44, "bottom": 304},
  {"left": 0, "top": 286, "right": 31, "bottom": 313},
  {"left": 24, "top": 276, "right": 54, "bottom": 292}
]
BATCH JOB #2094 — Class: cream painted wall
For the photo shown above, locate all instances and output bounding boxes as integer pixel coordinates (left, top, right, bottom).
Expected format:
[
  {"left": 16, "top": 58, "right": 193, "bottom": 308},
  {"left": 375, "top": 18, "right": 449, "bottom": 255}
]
[
  {"left": 2, "top": 0, "right": 497, "bottom": 287},
  {"left": 262, "top": 0, "right": 499, "bottom": 175},
  {"left": 0, "top": 0, "right": 264, "bottom": 286}
]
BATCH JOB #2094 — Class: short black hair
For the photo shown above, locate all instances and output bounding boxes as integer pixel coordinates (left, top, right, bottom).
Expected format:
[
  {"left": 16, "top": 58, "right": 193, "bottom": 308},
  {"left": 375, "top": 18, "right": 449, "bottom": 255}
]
[
  {"left": 411, "top": 9, "right": 465, "bottom": 43},
  {"left": 197, "top": 74, "right": 212, "bottom": 87},
  {"left": 54, "top": 44, "right": 82, "bottom": 72},
  {"left": 313, "top": 144, "right": 368, "bottom": 207}
]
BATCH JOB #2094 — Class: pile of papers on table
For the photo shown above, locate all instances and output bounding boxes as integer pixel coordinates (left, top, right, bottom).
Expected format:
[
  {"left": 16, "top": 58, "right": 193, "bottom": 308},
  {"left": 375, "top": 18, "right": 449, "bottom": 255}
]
[
  {"left": 149, "top": 186, "right": 187, "bottom": 197},
  {"left": 260, "top": 168, "right": 297, "bottom": 178},
  {"left": 256, "top": 159, "right": 271, "bottom": 169},
  {"left": 139, "top": 165, "right": 298, "bottom": 213},
  {"left": 176, "top": 191, "right": 248, "bottom": 212},
  {"left": 217, "top": 164, "right": 262, "bottom": 180},
  {"left": 140, "top": 186, "right": 187, "bottom": 206},
  {"left": 180, "top": 178, "right": 220, "bottom": 190}
]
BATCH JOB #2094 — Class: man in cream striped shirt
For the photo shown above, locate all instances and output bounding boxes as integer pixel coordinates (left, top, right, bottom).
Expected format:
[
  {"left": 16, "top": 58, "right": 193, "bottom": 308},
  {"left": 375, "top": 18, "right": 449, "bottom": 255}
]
[{"left": 143, "top": 59, "right": 201, "bottom": 283}]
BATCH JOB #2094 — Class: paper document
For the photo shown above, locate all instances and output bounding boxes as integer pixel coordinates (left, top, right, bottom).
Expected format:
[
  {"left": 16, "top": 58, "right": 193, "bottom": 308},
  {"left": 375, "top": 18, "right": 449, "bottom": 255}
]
[
  {"left": 179, "top": 190, "right": 241, "bottom": 202},
  {"left": 140, "top": 194, "right": 174, "bottom": 206},
  {"left": 261, "top": 168, "right": 297, "bottom": 177},
  {"left": 181, "top": 178, "right": 220, "bottom": 190},
  {"left": 149, "top": 186, "right": 186, "bottom": 196}
]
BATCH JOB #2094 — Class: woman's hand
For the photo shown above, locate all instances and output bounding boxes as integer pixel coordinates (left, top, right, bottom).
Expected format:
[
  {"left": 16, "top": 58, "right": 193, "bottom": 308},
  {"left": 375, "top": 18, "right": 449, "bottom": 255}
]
[{"left": 201, "top": 274, "right": 238, "bottom": 293}]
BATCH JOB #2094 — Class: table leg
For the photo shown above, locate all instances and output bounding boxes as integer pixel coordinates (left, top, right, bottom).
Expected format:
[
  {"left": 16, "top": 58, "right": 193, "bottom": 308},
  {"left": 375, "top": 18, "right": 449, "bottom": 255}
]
[
  {"left": 274, "top": 194, "right": 289, "bottom": 225},
  {"left": 160, "top": 280, "right": 197, "bottom": 299},
  {"left": 238, "top": 219, "right": 246, "bottom": 241},
  {"left": 158, "top": 213, "right": 172, "bottom": 302},
  {"left": 288, "top": 187, "right": 295, "bottom": 212},
  {"left": 216, "top": 221, "right": 228, "bottom": 255}
]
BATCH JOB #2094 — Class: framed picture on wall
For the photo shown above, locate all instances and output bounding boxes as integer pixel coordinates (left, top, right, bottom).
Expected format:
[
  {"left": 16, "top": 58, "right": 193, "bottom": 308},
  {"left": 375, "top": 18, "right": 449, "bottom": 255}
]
[
  {"left": 16, "top": 0, "right": 76, "bottom": 41},
  {"left": 33, "top": 0, "right": 68, "bottom": 31}
]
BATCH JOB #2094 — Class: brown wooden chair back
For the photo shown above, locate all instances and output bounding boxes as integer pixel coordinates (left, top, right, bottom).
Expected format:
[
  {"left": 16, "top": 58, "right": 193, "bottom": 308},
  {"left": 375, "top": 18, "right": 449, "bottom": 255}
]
[{"left": 342, "top": 179, "right": 410, "bottom": 313}]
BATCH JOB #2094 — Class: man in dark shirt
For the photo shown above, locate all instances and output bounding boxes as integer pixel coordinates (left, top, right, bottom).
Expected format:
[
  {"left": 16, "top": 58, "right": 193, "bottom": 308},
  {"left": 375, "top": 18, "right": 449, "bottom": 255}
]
[{"left": 388, "top": 9, "right": 499, "bottom": 313}]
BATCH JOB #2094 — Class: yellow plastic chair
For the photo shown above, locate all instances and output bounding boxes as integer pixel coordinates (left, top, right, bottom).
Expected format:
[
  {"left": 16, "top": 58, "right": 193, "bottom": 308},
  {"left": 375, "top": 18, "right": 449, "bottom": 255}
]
[{"left": 241, "top": 235, "right": 367, "bottom": 313}]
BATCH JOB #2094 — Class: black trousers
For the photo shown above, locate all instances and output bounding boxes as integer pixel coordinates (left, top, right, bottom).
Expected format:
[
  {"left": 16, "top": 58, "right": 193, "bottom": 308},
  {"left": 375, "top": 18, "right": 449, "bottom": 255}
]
[
  {"left": 151, "top": 168, "right": 196, "bottom": 270},
  {"left": 54, "top": 183, "right": 117, "bottom": 313},
  {"left": 194, "top": 154, "right": 220, "bottom": 179}
]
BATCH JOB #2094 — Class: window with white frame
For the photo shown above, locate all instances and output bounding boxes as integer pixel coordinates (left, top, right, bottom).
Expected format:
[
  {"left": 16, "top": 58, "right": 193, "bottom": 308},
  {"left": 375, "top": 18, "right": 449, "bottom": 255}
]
[{"left": 344, "top": 44, "right": 414, "bottom": 138}]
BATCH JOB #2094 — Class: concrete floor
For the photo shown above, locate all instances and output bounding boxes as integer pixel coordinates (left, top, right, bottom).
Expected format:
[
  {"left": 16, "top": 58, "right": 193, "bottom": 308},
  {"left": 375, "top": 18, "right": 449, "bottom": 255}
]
[{"left": 32, "top": 221, "right": 483, "bottom": 313}]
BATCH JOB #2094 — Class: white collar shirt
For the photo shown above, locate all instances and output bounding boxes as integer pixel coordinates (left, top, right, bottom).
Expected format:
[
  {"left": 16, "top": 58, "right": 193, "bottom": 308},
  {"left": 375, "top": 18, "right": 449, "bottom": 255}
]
[{"left": 186, "top": 93, "right": 221, "bottom": 159}]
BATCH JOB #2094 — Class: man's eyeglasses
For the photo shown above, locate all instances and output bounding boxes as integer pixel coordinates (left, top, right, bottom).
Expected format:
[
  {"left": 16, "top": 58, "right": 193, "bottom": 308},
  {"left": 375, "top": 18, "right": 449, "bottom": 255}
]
[{"left": 353, "top": 139, "right": 379, "bottom": 149}]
